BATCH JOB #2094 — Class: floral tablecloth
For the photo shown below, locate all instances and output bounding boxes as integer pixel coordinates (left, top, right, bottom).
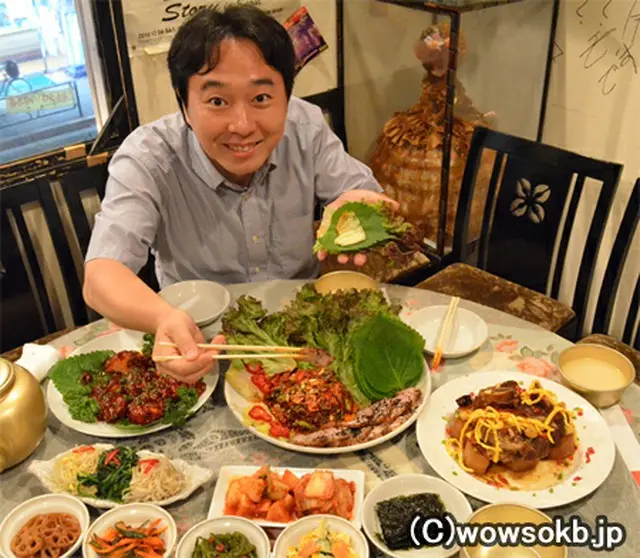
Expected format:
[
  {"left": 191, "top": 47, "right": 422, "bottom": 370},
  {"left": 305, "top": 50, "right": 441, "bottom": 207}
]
[{"left": 2, "top": 280, "right": 639, "bottom": 557}]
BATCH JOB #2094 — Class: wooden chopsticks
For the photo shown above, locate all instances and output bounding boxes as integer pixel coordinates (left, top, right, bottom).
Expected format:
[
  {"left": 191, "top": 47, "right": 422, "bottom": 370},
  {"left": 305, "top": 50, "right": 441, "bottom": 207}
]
[
  {"left": 152, "top": 341, "right": 302, "bottom": 363},
  {"left": 157, "top": 341, "right": 303, "bottom": 353},
  {"left": 153, "top": 353, "right": 300, "bottom": 362},
  {"left": 432, "top": 296, "right": 460, "bottom": 369}
]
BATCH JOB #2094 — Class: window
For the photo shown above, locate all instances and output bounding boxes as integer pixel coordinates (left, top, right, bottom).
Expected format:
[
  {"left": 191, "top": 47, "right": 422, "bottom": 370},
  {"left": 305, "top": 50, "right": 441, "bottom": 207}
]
[{"left": 0, "top": 0, "right": 107, "bottom": 165}]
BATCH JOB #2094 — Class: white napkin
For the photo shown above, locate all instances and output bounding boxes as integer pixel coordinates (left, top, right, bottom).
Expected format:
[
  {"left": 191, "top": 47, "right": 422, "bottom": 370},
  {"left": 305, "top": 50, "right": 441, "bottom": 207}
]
[{"left": 15, "top": 343, "right": 61, "bottom": 382}]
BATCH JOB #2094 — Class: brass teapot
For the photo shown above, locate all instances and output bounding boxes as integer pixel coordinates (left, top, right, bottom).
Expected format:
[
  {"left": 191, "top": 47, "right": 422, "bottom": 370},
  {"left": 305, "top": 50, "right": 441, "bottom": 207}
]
[{"left": 0, "top": 358, "right": 47, "bottom": 472}]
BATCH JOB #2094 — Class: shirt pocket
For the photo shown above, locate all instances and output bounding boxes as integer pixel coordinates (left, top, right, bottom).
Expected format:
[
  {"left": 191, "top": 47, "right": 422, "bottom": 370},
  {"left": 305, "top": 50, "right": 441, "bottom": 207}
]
[{"left": 272, "top": 211, "right": 315, "bottom": 277}]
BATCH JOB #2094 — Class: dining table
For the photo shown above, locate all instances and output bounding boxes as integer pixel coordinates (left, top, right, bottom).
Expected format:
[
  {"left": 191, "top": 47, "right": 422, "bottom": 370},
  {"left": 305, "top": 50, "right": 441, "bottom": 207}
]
[{"left": 1, "top": 279, "right": 639, "bottom": 557}]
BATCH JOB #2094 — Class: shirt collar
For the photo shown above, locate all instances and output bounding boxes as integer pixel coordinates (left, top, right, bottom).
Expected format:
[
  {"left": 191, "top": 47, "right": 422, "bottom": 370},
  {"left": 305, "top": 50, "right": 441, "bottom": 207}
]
[{"left": 188, "top": 129, "right": 277, "bottom": 192}]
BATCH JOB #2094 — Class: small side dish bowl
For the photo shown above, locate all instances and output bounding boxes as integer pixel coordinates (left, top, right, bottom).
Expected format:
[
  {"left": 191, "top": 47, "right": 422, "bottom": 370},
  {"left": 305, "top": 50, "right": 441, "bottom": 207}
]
[
  {"left": 159, "top": 280, "right": 231, "bottom": 326},
  {"left": 314, "top": 270, "right": 377, "bottom": 294},
  {"left": 273, "top": 514, "right": 369, "bottom": 558},
  {"left": 461, "top": 503, "right": 567, "bottom": 558},
  {"left": 362, "top": 474, "right": 472, "bottom": 558},
  {"left": 175, "top": 516, "right": 271, "bottom": 558},
  {"left": 82, "top": 503, "right": 177, "bottom": 558},
  {"left": 558, "top": 344, "right": 634, "bottom": 408},
  {"left": 0, "top": 493, "right": 90, "bottom": 558}
]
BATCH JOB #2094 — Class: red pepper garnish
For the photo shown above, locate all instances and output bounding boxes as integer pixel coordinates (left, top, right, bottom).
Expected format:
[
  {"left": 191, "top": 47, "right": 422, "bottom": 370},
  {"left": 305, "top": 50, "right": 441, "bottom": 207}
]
[
  {"left": 251, "top": 373, "right": 272, "bottom": 395},
  {"left": 585, "top": 446, "right": 595, "bottom": 463},
  {"left": 269, "top": 422, "right": 290, "bottom": 438},
  {"left": 104, "top": 449, "right": 120, "bottom": 466},
  {"left": 245, "top": 362, "right": 264, "bottom": 375},
  {"left": 73, "top": 446, "right": 95, "bottom": 454},
  {"left": 249, "top": 405, "right": 273, "bottom": 423},
  {"left": 573, "top": 476, "right": 583, "bottom": 482},
  {"left": 139, "top": 458, "right": 160, "bottom": 474}
]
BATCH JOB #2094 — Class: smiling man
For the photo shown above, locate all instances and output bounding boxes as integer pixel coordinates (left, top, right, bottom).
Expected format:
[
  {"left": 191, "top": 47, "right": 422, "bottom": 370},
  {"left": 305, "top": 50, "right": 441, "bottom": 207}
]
[{"left": 83, "top": 5, "right": 394, "bottom": 383}]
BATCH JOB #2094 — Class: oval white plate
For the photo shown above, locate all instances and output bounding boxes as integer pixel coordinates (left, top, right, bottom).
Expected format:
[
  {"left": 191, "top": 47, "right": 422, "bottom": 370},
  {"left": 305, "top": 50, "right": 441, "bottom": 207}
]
[
  {"left": 46, "top": 329, "right": 218, "bottom": 438},
  {"left": 175, "top": 516, "right": 271, "bottom": 558},
  {"left": 401, "top": 306, "right": 488, "bottom": 358},
  {"left": 224, "top": 361, "right": 431, "bottom": 455},
  {"left": 83, "top": 503, "right": 177, "bottom": 558},
  {"left": 28, "top": 443, "right": 214, "bottom": 508},
  {"left": 0, "top": 493, "right": 90, "bottom": 558},
  {"left": 362, "top": 474, "right": 472, "bottom": 558},
  {"left": 159, "top": 280, "right": 231, "bottom": 326},
  {"left": 273, "top": 514, "right": 369, "bottom": 558},
  {"left": 416, "top": 371, "right": 616, "bottom": 508}
]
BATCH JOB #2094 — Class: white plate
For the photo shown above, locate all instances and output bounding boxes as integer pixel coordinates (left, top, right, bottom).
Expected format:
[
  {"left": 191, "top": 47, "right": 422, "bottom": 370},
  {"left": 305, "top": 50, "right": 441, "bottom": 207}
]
[
  {"left": 82, "top": 503, "right": 177, "bottom": 558},
  {"left": 175, "top": 516, "right": 271, "bottom": 558},
  {"left": 401, "top": 306, "right": 488, "bottom": 358},
  {"left": 0, "top": 493, "right": 90, "bottom": 558},
  {"left": 273, "top": 514, "right": 369, "bottom": 558},
  {"left": 207, "top": 465, "right": 366, "bottom": 528},
  {"left": 46, "top": 329, "right": 219, "bottom": 438},
  {"left": 28, "top": 443, "right": 214, "bottom": 508},
  {"left": 362, "top": 474, "right": 472, "bottom": 558},
  {"left": 416, "top": 371, "right": 616, "bottom": 509},
  {"left": 224, "top": 361, "right": 431, "bottom": 454},
  {"left": 159, "top": 280, "right": 231, "bottom": 326}
]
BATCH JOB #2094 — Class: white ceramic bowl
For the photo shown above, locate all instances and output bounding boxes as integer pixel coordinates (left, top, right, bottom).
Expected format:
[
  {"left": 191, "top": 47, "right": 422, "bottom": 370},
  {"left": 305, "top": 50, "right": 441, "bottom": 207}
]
[
  {"left": 362, "top": 474, "right": 473, "bottom": 558},
  {"left": 159, "top": 280, "right": 231, "bottom": 326},
  {"left": 175, "top": 516, "right": 271, "bottom": 558},
  {"left": 82, "top": 503, "right": 177, "bottom": 558},
  {"left": 0, "top": 493, "right": 90, "bottom": 558},
  {"left": 273, "top": 514, "right": 369, "bottom": 558},
  {"left": 401, "top": 306, "right": 488, "bottom": 358}
]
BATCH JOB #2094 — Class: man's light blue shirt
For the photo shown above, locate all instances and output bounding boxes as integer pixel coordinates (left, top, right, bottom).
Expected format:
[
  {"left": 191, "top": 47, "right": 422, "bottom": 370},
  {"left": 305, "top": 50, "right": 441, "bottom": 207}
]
[{"left": 86, "top": 96, "right": 381, "bottom": 288}]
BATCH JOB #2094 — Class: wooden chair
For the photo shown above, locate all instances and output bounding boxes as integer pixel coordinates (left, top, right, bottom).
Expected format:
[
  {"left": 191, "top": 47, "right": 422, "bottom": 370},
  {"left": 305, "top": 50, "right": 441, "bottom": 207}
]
[
  {"left": 579, "top": 178, "right": 639, "bottom": 378},
  {"left": 0, "top": 179, "right": 89, "bottom": 353},
  {"left": 59, "top": 163, "right": 160, "bottom": 292},
  {"left": 417, "top": 126, "right": 622, "bottom": 338}
]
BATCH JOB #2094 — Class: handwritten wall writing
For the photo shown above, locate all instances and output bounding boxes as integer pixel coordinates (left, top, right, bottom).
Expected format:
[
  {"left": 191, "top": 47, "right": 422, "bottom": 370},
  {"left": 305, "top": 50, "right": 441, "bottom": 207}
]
[
  {"left": 552, "top": 40, "right": 564, "bottom": 62},
  {"left": 575, "top": 0, "right": 640, "bottom": 96}
]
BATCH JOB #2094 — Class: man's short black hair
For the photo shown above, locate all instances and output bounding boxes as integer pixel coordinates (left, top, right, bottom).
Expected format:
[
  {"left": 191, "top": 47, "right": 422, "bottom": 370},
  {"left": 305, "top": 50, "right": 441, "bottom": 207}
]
[{"left": 167, "top": 5, "right": 296, "bottom": 110}]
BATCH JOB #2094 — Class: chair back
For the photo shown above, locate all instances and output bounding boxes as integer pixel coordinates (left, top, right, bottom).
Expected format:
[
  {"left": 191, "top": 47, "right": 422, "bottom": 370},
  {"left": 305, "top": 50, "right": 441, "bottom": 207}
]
[
  {"left": 0, "top": 179, "right": 88, "bottom": 348},
  {"left": 453, "top": 126, "right": 622, "bottom": 334},
  {"left": 592, "top": 179, "right": 639, "bottom": 348},
  {"left": 59, "top": 163, "right": 160, "bottom": 292}
]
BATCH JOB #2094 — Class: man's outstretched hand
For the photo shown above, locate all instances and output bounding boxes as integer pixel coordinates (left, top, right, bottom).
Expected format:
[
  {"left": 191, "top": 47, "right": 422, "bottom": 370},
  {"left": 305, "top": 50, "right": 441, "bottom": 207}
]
[{"left": 315, "top": 190, "right": 399, "bottom": 266}]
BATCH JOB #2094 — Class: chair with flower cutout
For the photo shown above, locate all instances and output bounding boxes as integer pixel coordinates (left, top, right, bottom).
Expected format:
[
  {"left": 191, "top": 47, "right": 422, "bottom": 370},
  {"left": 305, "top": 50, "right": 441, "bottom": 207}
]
[{"left": 417, "top": 125, "right": 622, "bottom": 339}]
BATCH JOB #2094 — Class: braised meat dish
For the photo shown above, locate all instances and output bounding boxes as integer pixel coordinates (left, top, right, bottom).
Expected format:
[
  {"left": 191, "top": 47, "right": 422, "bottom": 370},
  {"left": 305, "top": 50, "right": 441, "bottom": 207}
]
[
  {"left": 261, "top": 368, "right": 357, "bottom": 431},
  {"left": 445, "top": 380, "right": 577, "bottom": 477},
  {"left": 80, "top": 350, "right": 206, "bottom": 425}
]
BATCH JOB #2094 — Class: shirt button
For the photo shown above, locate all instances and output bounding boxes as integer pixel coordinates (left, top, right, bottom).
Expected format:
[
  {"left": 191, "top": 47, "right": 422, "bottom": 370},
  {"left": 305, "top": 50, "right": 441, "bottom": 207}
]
[
  {"left": 255, "top": 266, "right": 261, "bottom": 273},
  {"left": 252, "top": 235, "right": 260, "bottom": 243},
  {"left": 243, "top": 193, "right": 250, "bottom": 201}
]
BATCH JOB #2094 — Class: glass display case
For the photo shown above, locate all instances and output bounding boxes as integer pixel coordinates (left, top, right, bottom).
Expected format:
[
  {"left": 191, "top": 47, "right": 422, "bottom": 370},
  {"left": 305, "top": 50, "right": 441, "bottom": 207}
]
[{"left": 367, "top": 0, "right": 558, "bottom": 260}]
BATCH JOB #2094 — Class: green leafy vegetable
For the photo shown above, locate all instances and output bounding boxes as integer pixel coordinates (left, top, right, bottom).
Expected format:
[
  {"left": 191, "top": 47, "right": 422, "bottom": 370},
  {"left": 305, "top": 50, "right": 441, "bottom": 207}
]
[
  {"left": 141, "top": 333, "right": 155, "bottom": 356},
  {"left": 48, "top": 351, "right": 115, "bottom": 422},
  {"left": 162, "top": 386, "right": 199, "bottom": 427},
  {"left": 193, "top": 532, "right": 258, "bottom": 558},
  {"left": 221, "top": 296, "right": 297, "bottom": 376},
  {"left": 77, "top": 446, "right": 138, "bottom": 502},
  {"left": 351, "top": 313, "right": 425, "bottom": 401},
  {"left": 221, "top": 285, "right": 406, "bottom": 405},
  {"left": 314, "top": 201, "right": 412, "bottom": 254}
]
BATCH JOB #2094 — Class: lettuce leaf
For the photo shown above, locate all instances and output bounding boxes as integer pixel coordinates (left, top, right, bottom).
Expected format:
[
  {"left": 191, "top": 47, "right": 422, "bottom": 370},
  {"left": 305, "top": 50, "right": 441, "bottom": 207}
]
[
  {"left": 48, "top": 350, "right": 115, "bottom": 422},
  {"left": 351, "top": 313, "right": 425, "bottom": 401}
]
